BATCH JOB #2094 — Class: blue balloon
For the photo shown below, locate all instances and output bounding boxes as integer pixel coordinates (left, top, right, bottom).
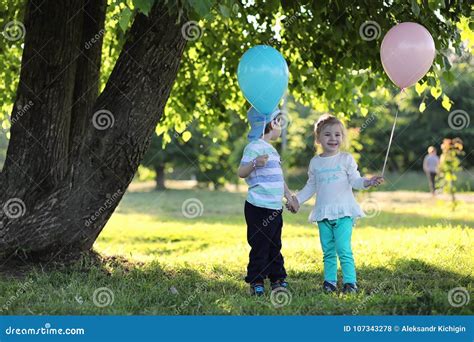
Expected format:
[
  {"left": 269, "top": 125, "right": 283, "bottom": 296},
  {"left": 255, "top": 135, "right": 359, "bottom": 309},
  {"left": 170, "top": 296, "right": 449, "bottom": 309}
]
[{"left": 237, "top": 45, "right": 289, "bottom": 115}]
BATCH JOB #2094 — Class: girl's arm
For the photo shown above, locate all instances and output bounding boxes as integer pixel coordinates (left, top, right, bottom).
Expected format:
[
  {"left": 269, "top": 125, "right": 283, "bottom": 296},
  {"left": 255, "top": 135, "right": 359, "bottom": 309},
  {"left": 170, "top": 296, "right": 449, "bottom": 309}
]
[
  {"left": 347, "top": 154, "right": 369, "bottom": 190},
  {"left": 347, "top": 154, "right": 383, "bottom": 189},
  {"left": 284, "top": 182, "right": 295, "bottom": 200},
  {"left": 295, "top": 159, "right": 317, "bottom": 205}
]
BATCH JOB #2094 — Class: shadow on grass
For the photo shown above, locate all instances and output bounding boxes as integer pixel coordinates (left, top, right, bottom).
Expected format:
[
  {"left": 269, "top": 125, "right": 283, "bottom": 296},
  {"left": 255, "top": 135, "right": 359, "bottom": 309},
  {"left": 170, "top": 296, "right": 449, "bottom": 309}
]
[
  {"left": 357, "top": 211, "right": 473, "bottom": 229},
  {"left": 114, "top": 188, "right": 473, "bottom": 229},
  {"left": 1, "top": 254, "right": 472, "bottom": 315}
]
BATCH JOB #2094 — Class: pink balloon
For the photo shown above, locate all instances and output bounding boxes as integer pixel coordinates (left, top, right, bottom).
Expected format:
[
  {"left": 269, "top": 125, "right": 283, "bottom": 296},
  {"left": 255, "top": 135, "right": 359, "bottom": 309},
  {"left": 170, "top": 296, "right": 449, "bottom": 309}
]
[{"left": 380, "top": 22, "right": 435, "bottom": 89}]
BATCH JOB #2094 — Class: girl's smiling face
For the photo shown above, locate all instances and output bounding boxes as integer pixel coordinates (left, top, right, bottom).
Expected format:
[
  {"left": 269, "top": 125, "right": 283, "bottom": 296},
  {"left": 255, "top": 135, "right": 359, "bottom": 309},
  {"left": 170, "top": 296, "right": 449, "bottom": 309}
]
[{"left": 317, "top": 124, "right": 343, "bottom": 155}]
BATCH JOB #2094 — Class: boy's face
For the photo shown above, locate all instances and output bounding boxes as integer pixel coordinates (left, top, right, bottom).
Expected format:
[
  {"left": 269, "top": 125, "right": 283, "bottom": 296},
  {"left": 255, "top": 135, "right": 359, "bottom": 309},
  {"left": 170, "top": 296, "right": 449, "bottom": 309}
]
[
  {"left": 269, "top": 115, "right": 283, "bottom": 140},
  {"left": 317, "top": 124, "right": 343, "bottom": 153}
]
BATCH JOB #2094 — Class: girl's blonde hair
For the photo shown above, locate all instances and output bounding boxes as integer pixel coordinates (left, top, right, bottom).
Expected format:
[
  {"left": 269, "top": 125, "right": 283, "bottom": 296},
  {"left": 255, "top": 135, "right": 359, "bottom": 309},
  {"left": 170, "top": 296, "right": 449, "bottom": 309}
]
[{"left": 314, "top": 113, "right": 348, "bottom": 149}]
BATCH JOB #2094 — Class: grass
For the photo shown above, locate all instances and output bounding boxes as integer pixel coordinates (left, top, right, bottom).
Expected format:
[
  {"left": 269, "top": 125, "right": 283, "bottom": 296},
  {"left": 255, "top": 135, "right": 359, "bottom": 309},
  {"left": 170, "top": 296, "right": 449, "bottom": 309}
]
[{"left": 0, "top": 185, "right": 473, "bottom": 315}]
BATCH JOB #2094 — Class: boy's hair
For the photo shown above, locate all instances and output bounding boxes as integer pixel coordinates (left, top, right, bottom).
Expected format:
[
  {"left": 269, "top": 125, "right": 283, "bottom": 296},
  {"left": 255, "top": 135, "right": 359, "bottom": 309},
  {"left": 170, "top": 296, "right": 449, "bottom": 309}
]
[
  {"left": 428, "top": 146, "right": 436, "bottom": 153},
  {"left": 264, "top": 114, "right": 282, "bottom": 134},
  {"left": 314, "top": 113, "right": 347, "bottom": 146}
]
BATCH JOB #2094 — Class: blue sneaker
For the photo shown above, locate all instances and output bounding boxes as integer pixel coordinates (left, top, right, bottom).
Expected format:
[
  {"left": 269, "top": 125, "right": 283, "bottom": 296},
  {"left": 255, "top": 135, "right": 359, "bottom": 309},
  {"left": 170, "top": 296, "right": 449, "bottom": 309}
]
[
  {"left": 323, "top": 281, "right": 337, "bottom": 293},
  {"left": 250, "top": 283, "right": 265, "bottom": 296},
  {"left": 270, "top": 279, "right": 288, "bottom": 291},
  {"left": 342, "top": 283, "right": 358, "bottom": 294}
]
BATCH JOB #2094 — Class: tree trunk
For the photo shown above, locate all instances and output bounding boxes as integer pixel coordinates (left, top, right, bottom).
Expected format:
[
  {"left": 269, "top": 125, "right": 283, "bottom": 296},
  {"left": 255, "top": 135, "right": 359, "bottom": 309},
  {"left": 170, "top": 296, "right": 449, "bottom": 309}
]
[
  {"left": 155, "top": 164, "right": 166, "bottom": 190},
  {"left": 0, "top": 0, "right": 187, "bottom": 259}
]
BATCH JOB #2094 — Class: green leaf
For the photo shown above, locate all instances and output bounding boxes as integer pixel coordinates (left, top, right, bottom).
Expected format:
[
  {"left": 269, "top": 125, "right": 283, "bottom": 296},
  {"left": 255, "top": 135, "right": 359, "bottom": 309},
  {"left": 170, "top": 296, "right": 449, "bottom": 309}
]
[
  {"left": 182, "top": 131, "right": 192, "bottom": 142},
  {"left": 410, "top": 0, "right": 420, "bottom": 16},
  {"left": 441, "top": 94, "right": 452, "bottom": 111},
  {"left": 187, "top": 0, "right": 214, "bottom": 18},
  {"left": 133, "top": 0, "right": 154, "bottom": 16},
  {"left": 119, "top": 8, "right": 132, "bottom": 32},
  {"left": 218, "top": 4, "right": 231, "bottom": 18},
  {"left": 419, "top": 102, "right": 426, "bottom": 113},
  {"left": 354, "top": 76, "right": 364, "bottom": 86},
  {"left": 415, "top": 81, "right": 427, "bottom": 95},
  {"left": 442, "top": 70, "right": 455, "bottom": 83},
  {"left": 430, "top": 86, "right": 442, "bottom": 99}
]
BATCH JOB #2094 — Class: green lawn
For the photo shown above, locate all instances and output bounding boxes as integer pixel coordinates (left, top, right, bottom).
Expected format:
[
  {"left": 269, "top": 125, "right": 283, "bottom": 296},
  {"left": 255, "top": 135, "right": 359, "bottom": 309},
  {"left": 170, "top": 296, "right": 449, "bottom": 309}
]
[{"left": 1, "top": 186, "right": 473, "bottom": 315}]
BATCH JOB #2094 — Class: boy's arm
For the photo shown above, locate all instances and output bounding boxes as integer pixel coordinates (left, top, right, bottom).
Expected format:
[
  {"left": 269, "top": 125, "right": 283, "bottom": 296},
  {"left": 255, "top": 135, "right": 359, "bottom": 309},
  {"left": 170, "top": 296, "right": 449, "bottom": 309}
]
[
  {"left": 238, "top": 154, "right": 269, "bottom": 178},
  {"left": 238, "top": 162, "right": 255, "bottom": 178}
]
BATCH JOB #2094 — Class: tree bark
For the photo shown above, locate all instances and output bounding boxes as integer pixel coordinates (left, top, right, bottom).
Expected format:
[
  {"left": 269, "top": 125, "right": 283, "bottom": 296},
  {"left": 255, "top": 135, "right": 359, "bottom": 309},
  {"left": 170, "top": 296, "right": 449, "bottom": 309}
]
[
  {"left": 154, "top": 164, "right": 166, "bottom": 190},
  {"left": 0, "top": 0, "right": 187, "bottom": 259}
]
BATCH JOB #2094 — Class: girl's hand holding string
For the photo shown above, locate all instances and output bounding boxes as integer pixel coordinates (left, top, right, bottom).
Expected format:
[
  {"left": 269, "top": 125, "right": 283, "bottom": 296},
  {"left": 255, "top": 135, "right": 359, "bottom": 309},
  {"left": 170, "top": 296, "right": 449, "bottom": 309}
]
[{"left": 364, "top": 176, "right": 384, "bottom": 188}]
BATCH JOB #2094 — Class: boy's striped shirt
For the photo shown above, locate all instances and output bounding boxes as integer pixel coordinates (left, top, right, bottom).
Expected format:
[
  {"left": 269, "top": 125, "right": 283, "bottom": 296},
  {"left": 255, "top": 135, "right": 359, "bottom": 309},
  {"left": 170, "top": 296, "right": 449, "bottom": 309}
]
[{"left": 240, "top": 139, "right": 284, "bottom": 210}]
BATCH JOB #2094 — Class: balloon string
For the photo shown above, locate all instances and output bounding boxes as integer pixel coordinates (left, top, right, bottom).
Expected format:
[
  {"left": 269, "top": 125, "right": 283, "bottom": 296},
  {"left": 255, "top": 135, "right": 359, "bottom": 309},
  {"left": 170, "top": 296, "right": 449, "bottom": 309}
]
[{"left": 381, "top": 105, "right": 399, "bottom": 177}]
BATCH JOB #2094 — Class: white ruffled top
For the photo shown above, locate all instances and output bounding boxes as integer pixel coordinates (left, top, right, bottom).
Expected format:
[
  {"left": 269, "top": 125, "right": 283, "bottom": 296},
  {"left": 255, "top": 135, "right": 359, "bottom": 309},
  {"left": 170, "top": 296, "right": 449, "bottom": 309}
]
[{"left": 295, "top": 152, "right": 368, "bottom": 223}]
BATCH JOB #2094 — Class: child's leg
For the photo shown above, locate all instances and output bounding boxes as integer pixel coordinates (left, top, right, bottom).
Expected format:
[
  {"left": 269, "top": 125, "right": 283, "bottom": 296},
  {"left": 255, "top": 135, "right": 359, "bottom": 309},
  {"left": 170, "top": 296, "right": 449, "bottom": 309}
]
[
  {"left": 267, "top": 209, "right": 287, "bottom": 282},
  {"left": 244, "top": 201, "right": 273, "bottom": 284},
  {"left": 334, "top": 216, "right": 357, "bottom": 284},
  {"left": 317, "top": 219, "right": 337, "bottom": 283}
]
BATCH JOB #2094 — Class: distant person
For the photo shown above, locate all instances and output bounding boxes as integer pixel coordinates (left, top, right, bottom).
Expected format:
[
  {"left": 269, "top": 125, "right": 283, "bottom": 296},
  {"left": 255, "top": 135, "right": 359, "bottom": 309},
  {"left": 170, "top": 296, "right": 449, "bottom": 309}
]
[
  {"left": 238, "top": 107, "right": 297, "bottom": 296},
  {"left": 423, "top": 146, "right": 440, "bottom": 196}
]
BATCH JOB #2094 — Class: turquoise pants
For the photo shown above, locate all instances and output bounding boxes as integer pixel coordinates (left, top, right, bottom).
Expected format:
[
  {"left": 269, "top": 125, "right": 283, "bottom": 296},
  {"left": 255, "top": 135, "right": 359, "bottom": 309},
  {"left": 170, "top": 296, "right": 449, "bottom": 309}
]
[{"left": 317, "top": 216, "right": 356, "bottom": 284}]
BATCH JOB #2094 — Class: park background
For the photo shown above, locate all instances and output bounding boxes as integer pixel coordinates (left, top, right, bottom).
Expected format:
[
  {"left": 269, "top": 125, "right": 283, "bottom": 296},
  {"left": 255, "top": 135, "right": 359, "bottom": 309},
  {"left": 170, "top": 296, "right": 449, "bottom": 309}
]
[{"left": 0, "top": 0, "right": 472, "bottom": 315}]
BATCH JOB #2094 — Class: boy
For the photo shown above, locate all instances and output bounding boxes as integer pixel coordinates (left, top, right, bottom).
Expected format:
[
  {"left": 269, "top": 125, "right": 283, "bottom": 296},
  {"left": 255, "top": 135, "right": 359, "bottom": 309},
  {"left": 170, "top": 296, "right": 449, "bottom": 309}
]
[{"left": 238, "top": 107, "right": 296, "bottom": 296}]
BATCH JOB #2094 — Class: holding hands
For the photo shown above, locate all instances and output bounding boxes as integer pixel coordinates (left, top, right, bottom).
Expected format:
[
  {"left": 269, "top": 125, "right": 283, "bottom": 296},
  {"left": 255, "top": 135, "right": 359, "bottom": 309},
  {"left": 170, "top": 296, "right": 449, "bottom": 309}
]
[{"left": 285, "top": 194, "right": 300, "bottom": 213}]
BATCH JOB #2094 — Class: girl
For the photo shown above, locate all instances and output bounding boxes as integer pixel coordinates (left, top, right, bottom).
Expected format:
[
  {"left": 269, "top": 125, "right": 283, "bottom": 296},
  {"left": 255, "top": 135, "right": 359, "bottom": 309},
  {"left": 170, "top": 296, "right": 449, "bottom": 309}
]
[{"left": 288, "top": 114, "right": 383, "bottom": 293}]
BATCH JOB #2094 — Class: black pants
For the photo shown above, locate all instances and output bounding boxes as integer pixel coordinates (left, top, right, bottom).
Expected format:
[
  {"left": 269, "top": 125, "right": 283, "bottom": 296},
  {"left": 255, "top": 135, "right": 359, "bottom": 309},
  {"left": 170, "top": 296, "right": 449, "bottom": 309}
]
[
  {"left": 427, "top": 172, "right": 436, "bottom": 194},
  {"left": 244, "top": 201, "right": 287, "bottom": 284}
]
